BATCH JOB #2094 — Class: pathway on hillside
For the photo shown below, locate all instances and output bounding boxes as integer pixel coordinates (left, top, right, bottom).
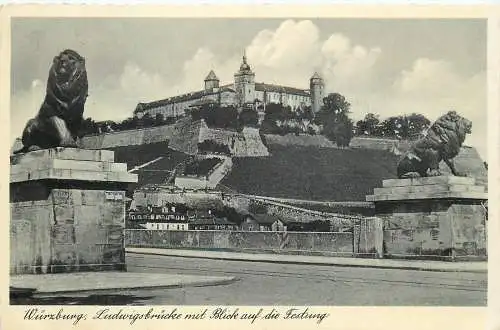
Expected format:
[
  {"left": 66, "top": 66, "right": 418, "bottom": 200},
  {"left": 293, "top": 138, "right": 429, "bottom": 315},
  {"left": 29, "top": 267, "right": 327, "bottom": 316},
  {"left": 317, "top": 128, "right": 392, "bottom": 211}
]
[
  {"left": 128, "top": 157, "right": 164, "bottom": 173},
  {"left": 218, "top": 183, "right": 366, "bottom": 223}
]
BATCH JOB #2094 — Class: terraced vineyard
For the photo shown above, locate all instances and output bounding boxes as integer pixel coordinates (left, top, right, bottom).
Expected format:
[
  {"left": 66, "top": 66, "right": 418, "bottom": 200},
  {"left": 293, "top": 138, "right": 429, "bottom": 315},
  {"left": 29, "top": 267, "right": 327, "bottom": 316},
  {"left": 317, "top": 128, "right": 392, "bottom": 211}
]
[{"left": 221, "top": 144, "right": 399, "bottom": 201}]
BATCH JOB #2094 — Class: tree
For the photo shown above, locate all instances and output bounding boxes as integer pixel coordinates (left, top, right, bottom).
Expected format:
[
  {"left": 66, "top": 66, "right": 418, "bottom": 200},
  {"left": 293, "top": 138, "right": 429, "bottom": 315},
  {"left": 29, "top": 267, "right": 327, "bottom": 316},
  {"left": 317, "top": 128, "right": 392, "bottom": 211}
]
[
  {"left": 142, "top": 113, "right": 155, "bottom": 128},
  {"left": 380, "top": 116, "right": 400, "bottom": 138},
  {"left": 213, "top": 206, "right": 244, "bottom": 226},
  {"left": 316, "top": 93, "right": 351, "bottom": 122},
  {"left": 77, "top": 117, "right": 99, "bottom": 137},
  {"left": 154, "top": 113, "right": 165, "bottom": 126},
  {"left": 334, "top": 115, "right": 354, "bottom": 148},
  {"left": 379, "top": 113, "right": 430, "bottom": 140},
  {"left": 406, "top": 113, "right": 431, "bottom": 139},
  {"left": 238, "top": 107, "right": 259, "bottom": 129},
  {"left": 315, "top": 93, "right": 354, "bottom": 146},
  {"left": 260, "top": 103, "right": 289, "bottom": 134},
  {"left": 194, "top": 104, "right": 239, "bottom": 130},
  {"left": 356, "top": 113, "right": 380, "bottom": 136},
  {"left": 248, "top": 201, "right": 268, "bottom": 215}
]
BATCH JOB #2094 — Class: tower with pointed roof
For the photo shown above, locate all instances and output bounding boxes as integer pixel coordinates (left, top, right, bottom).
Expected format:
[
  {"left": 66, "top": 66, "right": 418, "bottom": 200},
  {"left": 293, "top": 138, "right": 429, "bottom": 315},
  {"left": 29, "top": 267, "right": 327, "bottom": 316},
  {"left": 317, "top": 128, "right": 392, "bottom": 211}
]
[
  {"left": 234, "top": 51, "right": 255, "bottom": 107},
  {"left": 310, "top": 72, "right": 324, "bottom": 113},
  {"left": 204, "top": 70, "right": 220, "bottom": 91}
]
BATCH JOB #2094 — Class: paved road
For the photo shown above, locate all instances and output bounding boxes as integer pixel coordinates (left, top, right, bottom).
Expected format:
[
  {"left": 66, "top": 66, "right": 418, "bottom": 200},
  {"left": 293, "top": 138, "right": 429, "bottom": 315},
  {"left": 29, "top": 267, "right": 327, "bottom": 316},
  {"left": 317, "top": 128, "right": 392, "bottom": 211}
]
[{"left": 19, "top": 253, "right": 486, "bottom": 306}]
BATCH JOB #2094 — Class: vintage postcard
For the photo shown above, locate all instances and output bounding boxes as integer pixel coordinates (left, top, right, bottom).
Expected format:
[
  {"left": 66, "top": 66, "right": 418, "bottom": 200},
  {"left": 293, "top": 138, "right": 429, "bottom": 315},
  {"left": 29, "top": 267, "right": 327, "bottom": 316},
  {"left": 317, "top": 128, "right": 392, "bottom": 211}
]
[{"left": 1, "top": 4, "right": 498, "bottom": 330}]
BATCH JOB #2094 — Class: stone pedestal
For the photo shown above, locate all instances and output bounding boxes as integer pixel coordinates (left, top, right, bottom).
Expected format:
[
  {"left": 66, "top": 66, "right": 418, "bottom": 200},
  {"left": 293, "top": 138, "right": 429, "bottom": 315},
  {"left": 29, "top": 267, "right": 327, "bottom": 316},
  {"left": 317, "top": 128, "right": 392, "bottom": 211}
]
[
  {"left": 10, "top": 148, "right": 137, "bottom": 274},
  {"left": 366, "top": 176, "right": 487, "bottom": 260}
]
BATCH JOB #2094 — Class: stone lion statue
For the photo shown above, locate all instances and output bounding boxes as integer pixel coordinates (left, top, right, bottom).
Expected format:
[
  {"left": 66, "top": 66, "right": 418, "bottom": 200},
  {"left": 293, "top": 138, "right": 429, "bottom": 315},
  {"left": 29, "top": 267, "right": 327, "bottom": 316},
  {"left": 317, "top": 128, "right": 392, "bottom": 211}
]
[
  {"left": 14, "top": 49, "right": 88, "bottom": 154},
  {"left": 397, "top": 111, "right": 472, "bottom": 179}
]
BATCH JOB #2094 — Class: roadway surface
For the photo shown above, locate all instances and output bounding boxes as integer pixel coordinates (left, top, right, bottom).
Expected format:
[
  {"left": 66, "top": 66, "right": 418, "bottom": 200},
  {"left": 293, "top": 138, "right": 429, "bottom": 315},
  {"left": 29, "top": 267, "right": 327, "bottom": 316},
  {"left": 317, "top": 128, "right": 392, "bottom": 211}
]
[{"left": 16, "top": 253, "right": 487, "bottom": 306}]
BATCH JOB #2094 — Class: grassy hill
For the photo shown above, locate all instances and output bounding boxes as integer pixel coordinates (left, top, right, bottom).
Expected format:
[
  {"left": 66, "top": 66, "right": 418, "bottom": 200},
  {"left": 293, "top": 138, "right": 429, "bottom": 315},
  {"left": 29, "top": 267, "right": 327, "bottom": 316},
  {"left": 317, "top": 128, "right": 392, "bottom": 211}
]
[{"left": 221, "top": 145, "right": 398, "bottom": 201}]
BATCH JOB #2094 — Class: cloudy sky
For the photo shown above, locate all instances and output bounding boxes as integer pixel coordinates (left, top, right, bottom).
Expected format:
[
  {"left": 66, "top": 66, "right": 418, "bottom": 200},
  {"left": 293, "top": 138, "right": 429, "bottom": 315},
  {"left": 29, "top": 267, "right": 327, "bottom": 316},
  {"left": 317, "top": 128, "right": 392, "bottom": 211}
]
[{"left": 11, "top": 18, "right": 487, "bottom": 159}]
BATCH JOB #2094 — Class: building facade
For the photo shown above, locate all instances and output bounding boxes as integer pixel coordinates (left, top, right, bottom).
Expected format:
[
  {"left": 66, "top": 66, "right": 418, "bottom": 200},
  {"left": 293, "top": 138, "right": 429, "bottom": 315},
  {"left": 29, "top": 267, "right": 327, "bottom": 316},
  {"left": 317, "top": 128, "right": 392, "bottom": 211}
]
[{"left": 134, "top": 55, "right": 325, "bottom": 119}]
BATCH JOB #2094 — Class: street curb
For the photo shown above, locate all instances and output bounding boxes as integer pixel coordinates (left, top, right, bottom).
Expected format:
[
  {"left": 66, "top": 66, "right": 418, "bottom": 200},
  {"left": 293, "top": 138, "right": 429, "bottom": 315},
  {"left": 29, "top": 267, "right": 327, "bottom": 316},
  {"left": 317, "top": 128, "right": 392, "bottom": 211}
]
[
  {"left": 127, "top": 251, "right": 487, "bottom": 274},
  {"left": 11, "top": 276, "right": 239, "bottom": 295}
]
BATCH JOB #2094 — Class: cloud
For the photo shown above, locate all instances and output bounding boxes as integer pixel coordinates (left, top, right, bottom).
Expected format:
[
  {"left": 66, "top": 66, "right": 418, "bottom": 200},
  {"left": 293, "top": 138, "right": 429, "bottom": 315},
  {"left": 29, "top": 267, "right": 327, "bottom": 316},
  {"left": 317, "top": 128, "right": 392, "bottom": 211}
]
[
  {"left": 247, "top": 20, "right": 321, "bottom": 70},
  {"left": 375, "top": 58, "right": 486, "bottom": 158},
  {"left": 321, "top": 34, "right": 381, "bottom": 91},
  {"left": 395, "top": 58, "right": 463, "bottom": 96},
  {"left": 10, "top": 79, "right": 45, "bottom": 144},
  {"left": 244, "top": 19, "right": 382, "bottom": 91}
]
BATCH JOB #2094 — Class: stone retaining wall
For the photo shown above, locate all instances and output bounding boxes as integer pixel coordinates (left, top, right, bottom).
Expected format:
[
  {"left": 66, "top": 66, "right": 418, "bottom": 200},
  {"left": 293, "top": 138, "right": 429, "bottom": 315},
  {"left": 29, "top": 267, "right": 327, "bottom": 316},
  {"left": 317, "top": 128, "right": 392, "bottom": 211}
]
[
  {"left": 79, "top": 125, "right": 176, "bottom": 149},
  {"left": 125, "top": 230, "right": 356, "bottom": 256},
  {"left": 264, "top": 134, "right": 336, "bottom": 148}
]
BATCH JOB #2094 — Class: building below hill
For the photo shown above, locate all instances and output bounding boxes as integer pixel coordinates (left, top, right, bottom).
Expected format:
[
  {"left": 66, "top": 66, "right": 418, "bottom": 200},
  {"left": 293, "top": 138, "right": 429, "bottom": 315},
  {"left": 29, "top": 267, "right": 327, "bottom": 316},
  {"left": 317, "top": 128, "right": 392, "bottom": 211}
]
[{"left": 134, "top": 53, "right": 325, "bottom": 119}]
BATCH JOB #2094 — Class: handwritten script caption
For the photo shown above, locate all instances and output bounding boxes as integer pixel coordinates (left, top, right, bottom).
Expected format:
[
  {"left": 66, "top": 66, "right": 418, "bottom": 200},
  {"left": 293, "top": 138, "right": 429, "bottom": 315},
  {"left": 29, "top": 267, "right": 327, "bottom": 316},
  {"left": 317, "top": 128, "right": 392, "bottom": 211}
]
[{"left": 24, "top": 307, "right": 330, "bottom": 325}]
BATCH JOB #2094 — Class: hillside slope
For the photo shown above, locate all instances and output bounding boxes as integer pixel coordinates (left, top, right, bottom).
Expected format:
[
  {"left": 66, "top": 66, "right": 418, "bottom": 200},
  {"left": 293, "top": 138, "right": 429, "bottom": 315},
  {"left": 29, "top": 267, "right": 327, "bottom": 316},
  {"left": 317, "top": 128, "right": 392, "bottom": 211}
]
[
  {"left": 105, "top": 138, "right": 485, "bottom": 202},
  {"left": 106, "top": 142, "right": 190, "bottom": 187},
  {"left": 221, "top": 145, "right": 399, "bottom": 201}
]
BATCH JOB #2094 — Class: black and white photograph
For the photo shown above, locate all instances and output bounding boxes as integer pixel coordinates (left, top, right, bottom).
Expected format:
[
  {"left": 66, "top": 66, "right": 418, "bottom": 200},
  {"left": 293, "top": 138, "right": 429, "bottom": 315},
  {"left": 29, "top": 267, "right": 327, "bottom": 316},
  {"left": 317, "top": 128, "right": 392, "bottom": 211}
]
[{"left": 7, "top": 12, "right": 489, "bottom": 312}]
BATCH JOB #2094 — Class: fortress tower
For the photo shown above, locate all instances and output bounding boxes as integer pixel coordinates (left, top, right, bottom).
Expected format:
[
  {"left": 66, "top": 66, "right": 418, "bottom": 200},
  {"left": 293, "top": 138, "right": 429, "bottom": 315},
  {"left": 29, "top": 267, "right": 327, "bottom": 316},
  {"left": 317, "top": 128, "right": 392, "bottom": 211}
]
[
  {"left": 234, "top": 52, "right": 255, "bottom": 107},
  {"left": 204, "top": 70, "right": 220, "bottom": 91},
  {"left": 310, "top": 72, "right": 325, "bottom": 113}
]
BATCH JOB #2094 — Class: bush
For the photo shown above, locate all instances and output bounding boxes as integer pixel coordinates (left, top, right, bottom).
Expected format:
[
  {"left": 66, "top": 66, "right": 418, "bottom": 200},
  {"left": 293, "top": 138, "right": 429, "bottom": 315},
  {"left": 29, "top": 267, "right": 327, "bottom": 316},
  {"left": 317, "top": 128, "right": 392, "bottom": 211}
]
[
  {"left": 183, "top": 158, "right": 223, "bottom": 176},
  {"left": 249, "top": 201, "right": 268, "bottom": 214},
  {"left": 307, "top": 126, "right": 317, "bottom": 135},
  {"left": 191, "top": 104, "right": 239, "bottom": 130},
  {"left": 198, "top": 140, "right": 231, "bottom": 155},
  {"left": 238, "top": 108, "right": 259, "bottom": 128}
]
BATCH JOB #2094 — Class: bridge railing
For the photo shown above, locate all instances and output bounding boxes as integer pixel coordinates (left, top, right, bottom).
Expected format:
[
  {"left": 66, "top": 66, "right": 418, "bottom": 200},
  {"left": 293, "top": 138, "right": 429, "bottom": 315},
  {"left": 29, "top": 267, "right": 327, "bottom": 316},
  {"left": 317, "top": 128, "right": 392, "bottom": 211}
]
[{"left": 125, "top": 227, "right": 382, "bottom": 258}]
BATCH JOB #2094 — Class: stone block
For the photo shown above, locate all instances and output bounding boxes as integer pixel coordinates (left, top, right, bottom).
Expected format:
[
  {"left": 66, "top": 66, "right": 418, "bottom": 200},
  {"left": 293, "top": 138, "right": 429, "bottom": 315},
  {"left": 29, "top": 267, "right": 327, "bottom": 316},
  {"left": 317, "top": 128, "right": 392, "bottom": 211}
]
[
  {"left": 373, "top": 183, "right": 485, "bottom": 197},
  {"left": 11, "top": 188, "right": 127, "bottom": 274},
  {"left": 81, "top": 190, "right": 105, "bottom": 206},
  {"left": 109, "top": 163, "right": 128, "bottom": 172},
  {"left": 106, "top": 171, "right": 138, "bottom": 183},
  {"left": 10, "top": 148, "right": 136, "bottom": 184},
  {"left": 98, "top": 204, "right": 125, "bottom": 226},
  {"left": 10, "top": 148, "right": 132, "bottom": 274},
  {"left": 382, "top": 176, "right": 475, "bottom": 188},
  {"left": 10, "top": 158, "right": 128, "bottom": 175},
  {"left": 10, "top": 148, "right": 115, "bottom": 165},
  {"left": 367, "top": 190, "right": 487, "bottom": 202}
]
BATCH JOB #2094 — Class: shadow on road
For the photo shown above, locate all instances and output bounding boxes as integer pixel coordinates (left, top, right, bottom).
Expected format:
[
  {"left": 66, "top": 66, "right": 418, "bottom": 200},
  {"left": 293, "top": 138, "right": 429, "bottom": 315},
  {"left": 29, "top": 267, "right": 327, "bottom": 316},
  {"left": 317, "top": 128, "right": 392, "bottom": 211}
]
[{"left": 10, "top": 293, "right": 154, "bottom": 305}]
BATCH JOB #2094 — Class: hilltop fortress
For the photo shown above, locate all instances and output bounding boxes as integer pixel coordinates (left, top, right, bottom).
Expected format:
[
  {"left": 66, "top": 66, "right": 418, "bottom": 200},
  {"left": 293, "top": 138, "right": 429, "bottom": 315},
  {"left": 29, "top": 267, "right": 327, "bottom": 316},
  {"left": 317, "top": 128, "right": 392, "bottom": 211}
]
[{"left": 134, "top": 54, "right": 325, "bottom": 119}]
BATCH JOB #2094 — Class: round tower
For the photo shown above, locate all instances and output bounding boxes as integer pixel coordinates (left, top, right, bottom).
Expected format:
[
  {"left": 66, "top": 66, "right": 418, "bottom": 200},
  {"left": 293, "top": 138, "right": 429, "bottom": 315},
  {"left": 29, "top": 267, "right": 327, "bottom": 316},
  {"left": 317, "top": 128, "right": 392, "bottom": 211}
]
[
  {"left": 234, "top": 52, "right": 255, "bottom": 107},
  {"left": 310, "top": 72, "right": 324, "bottom": 113},
  {"left": 204, "top": 70, "right": 219, "bottom": 91}
]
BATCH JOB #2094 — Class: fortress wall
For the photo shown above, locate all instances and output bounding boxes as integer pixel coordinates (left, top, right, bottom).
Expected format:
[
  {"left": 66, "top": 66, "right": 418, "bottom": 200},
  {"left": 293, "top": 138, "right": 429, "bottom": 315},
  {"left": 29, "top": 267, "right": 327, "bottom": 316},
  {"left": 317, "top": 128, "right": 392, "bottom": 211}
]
[
  {"left": 19, "top": 117, "right": 268, "bottom": 158},
  {"left": 349, "top": 137, "right": 407, "bottom": 152},
  {"left": 264, "top": 134, "right": 336, "bottom": 148},
  {"left": 239, "top": 128, "right": 270, "bottom": 157},
  {"left": 79, "top": 124, "right": 176, "bottom": 149},
  {"left": 199, "top": 125, "right": 269, "bottom": 157},
  {"left": 142, "top": 125, "right": 176, "bottom": 144},
  {"left": 164, "top": 118, "right": 201, "bottom": 155}
]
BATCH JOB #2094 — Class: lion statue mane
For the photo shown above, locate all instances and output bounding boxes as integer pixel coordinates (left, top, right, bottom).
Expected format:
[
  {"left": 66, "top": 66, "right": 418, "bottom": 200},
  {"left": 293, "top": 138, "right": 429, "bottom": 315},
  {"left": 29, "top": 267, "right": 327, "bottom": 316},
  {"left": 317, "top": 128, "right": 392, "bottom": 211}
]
[
  {"left": 14, "top": 49, "right": 88, "bottom": 154},
  {"left": 397, "top": 110, "right": 472, "bottom": 179}
]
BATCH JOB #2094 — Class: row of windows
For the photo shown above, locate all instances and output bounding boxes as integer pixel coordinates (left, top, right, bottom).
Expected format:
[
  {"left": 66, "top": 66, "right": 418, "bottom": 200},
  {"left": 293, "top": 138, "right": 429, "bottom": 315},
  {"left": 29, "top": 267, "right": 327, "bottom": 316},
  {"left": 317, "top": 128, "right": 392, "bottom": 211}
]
[
  {"left": 147, "top": 223, "right": 189, "bottom": 231},
  {"left": 192, "top": 225, "right": 238, "bottom": 230},
  {"left": 129, "top": 214, "right": 186, "bottom": 221}
]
